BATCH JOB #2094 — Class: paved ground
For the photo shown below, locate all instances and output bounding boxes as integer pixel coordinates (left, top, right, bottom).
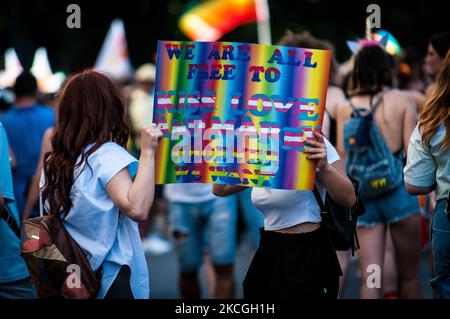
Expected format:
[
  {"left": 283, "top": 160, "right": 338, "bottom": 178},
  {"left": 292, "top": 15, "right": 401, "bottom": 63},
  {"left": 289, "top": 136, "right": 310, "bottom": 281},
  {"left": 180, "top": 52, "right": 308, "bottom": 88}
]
[{"left": 146, "top": 232, "right": 434, "bottom": 299}]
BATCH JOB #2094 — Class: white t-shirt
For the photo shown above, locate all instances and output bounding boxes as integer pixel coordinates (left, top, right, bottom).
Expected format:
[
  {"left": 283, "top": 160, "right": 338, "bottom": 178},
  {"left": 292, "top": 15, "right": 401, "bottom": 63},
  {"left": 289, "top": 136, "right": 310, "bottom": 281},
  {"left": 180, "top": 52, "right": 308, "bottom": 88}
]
[{"left": 251, "top": 138, "right": 340, "bottom": 230}]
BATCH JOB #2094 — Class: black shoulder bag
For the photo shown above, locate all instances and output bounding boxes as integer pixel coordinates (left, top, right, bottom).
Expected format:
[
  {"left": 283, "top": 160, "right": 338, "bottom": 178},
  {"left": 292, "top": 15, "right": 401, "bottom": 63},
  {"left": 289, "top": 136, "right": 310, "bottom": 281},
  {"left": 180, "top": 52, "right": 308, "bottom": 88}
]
[{"left": 313, "top": 177, "right": 365, "bottom": 255}]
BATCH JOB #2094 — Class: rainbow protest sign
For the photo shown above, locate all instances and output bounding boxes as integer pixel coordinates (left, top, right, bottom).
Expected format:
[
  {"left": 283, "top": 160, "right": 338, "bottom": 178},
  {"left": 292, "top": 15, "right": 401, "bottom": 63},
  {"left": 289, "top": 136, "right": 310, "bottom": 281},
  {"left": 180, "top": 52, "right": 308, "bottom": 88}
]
[{"left": 153, "top": 40, "right": 330, "bottom": 190}]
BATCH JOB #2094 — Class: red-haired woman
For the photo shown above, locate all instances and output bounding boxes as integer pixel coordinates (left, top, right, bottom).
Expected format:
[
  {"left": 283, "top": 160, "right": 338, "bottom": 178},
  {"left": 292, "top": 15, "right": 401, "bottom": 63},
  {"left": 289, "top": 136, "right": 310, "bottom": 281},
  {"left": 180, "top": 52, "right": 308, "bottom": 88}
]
[{"left": 40, "top": 70, "right": 162, "bottom": 299}]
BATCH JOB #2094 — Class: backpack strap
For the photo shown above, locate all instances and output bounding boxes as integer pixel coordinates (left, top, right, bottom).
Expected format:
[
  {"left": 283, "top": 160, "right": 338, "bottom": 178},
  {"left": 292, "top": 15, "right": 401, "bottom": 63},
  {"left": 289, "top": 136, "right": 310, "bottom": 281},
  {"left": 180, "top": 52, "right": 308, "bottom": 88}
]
[
  {"left": 347, "top": 98, "right": 363, "bottom": 116},
  {"left": 0, "top": 205, "right": 21, "bottom": 238},
  {"left": 370, "top": 93, "right": 384, "bottom": 114},
  {"left": 349, "top": 92, "right": 385, "bottom": 116}
]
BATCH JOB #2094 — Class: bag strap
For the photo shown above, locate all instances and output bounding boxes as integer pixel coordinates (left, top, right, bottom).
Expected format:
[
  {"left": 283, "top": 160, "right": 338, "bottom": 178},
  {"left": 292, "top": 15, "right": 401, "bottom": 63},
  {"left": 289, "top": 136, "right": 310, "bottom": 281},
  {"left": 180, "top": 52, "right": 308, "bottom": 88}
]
[
  {"left": 348, "top": 92, "right": 385, "bottom": 116},
  {"left": 370, "top": 94, "right": 384, "bottom": 114},
  {"left": 313, "top": 186, "right": 327, "bottom": 213},
  {"left": 347, "top": 98, "right": 363, "bottom": 116},
  {"left": 0, "top": 205, "right": 21, "bottom": 238}
]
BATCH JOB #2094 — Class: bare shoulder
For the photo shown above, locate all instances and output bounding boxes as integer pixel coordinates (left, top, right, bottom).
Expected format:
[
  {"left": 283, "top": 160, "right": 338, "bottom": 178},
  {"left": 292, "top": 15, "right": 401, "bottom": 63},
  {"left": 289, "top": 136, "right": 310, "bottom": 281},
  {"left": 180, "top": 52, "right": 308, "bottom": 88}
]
[
  {"left": 327, "top": 85, "right": 346, "bottom": 98},
  {"left": 336, "top": 100, "right": 353, "bottom": 122},
  {"left": 327, "top": 86, "right": 346, "bottom": 107},
  {"left": 326, "top": 86, "right": 347, "bottom": 118},
  {"left": 401, "top": 89, "right": 425, "bottom": 111},
  {"left": 384, "top": 89, "right": 415, "bottom": 109},
  {"left": 385, "top": 88, "right": 411, "bottom": 99}
]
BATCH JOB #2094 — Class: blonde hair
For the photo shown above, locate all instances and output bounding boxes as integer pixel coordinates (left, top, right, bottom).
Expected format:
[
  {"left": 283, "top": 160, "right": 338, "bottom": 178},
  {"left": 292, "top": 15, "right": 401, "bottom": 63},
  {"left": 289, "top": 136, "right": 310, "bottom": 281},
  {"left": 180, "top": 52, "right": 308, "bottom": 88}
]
[{"left": 419, "top": 49, "right": 450, "bottom": 150}]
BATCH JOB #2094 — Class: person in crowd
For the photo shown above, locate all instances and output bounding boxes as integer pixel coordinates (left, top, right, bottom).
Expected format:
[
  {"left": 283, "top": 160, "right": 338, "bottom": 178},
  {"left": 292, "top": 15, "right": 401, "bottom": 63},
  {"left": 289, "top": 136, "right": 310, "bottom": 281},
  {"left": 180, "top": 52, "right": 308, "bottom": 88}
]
[
  {"left": 397, "top": 48, "right": 430, "bottom": 93},
  {"left": 0, "top": 88, "right": 14, "bottom": 115},
  {"left": 337, "top": 45, "right": 422, "bottom": 299},
  {"left": 0, "top": 121, "right": 37, "bottom": 298},
  {"left": 425, "top": 31, "right": 450, "bottom": 98},
  {"left": 380, "top": 47, "right": 430, "bottom": 299},
  {"left": 396, "top": 48, "right": 428, "bottom": 112},
  {"left": 277, "top": 30, "right": 351, "bottom": 297},
  {"left": 0, "top": 71, "right": 54, "bottom": 218},
  {"left": 40, "top": 70, "right": 162, "bottom": 299},
  {"left": 405, "top": 49, "right": 450, "bottom": 299},
  {"left": 164, "top": 184, "right": 237, "bottom": 298},
  {"left": 420, "top": 31, "right": 450, "bottom": 219},
  {"left": 214, "top": 137, "right": 356, "bottom": 298},
  {"left": 395, "top": 32, "right": 450, "bottom": 298}
]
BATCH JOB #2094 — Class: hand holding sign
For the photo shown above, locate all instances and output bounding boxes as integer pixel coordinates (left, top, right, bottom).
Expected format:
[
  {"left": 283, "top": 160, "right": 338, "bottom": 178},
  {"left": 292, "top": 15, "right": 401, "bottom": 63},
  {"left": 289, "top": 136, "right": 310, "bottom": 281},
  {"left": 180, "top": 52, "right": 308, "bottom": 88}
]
[
  {"left": 304, "top": 132, "right": 329, "bottom": 171},
  {"left": 141, "top": 124, "right": 163, "bottom": 155}
]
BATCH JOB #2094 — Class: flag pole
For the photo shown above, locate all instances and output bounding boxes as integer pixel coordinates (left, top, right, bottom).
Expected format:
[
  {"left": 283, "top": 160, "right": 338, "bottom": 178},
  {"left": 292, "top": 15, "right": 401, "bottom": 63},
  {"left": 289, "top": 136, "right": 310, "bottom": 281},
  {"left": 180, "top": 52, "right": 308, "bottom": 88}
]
[
  {"left": 365, "top": 17, "right": 372, "bottom": 40},
  {"left": 255, "top": 0, "right": 271, "bottom": 45}
]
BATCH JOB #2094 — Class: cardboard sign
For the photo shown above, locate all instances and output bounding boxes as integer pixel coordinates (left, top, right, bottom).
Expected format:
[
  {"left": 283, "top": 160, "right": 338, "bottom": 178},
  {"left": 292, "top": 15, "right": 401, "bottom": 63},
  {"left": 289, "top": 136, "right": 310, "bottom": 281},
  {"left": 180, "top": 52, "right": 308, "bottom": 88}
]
[{"left": 153, "top": 40, "right": 330, "bottom": 190}]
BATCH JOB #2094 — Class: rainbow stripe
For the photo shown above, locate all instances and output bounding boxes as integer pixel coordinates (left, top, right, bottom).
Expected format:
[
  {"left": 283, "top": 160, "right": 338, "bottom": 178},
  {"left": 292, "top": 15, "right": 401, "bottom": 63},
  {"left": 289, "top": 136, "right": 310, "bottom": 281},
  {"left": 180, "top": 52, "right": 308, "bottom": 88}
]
[
  {"left": 372, "top": 30, "right": 401, "bottom": 56},
  {"left": 153, "top": 40, "right": 330, "bottom": 190},
  {"left": 179, "top": 0, "right": 257, "bottom": 41}
]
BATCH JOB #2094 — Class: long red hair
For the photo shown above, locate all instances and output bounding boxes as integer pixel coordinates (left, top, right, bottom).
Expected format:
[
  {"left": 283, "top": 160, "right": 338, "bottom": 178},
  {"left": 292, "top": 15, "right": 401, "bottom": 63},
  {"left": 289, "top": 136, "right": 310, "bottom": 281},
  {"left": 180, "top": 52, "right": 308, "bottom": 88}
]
[{"left": 42, "top": 70, "right": 129, "bottom": 216}]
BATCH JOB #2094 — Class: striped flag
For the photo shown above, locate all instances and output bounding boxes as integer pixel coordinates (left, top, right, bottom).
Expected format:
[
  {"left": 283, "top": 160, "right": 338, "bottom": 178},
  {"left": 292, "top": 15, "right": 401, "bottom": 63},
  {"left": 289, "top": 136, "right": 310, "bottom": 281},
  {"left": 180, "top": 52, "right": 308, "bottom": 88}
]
[{"left": 179, "top": 0, "right": 262, "bottom": 41}]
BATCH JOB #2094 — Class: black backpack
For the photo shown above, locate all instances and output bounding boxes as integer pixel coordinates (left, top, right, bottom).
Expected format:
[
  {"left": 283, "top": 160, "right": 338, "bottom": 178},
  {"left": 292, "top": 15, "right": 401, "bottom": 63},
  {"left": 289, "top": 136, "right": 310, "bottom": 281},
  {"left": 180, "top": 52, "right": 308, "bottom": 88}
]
[{"left": 313, "top": 177, "right": 365, "bottom": 255}]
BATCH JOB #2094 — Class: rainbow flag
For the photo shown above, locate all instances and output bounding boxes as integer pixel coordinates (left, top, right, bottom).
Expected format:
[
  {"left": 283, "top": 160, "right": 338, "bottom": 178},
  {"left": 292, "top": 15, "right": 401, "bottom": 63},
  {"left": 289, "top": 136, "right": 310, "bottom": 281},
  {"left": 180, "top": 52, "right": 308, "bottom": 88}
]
[
  {"left": 179, "top": 0, "right": 258, "bottom": 41},
  {"left": 153, "top": 40, "right": 331, "bottom": 190}
]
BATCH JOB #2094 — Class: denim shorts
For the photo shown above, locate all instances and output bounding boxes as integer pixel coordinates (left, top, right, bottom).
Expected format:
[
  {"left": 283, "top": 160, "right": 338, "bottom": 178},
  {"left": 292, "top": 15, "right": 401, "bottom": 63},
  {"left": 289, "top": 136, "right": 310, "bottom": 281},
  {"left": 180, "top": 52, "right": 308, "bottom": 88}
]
[
  {"left": 357, "top": 182, "right": 420, "bottom": 228},
  {"left": 431, "top": 199, "right": 450, "bottom": 299},
  {"left": 168, "top": 196, "right": 237, "bottom": 273}
]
